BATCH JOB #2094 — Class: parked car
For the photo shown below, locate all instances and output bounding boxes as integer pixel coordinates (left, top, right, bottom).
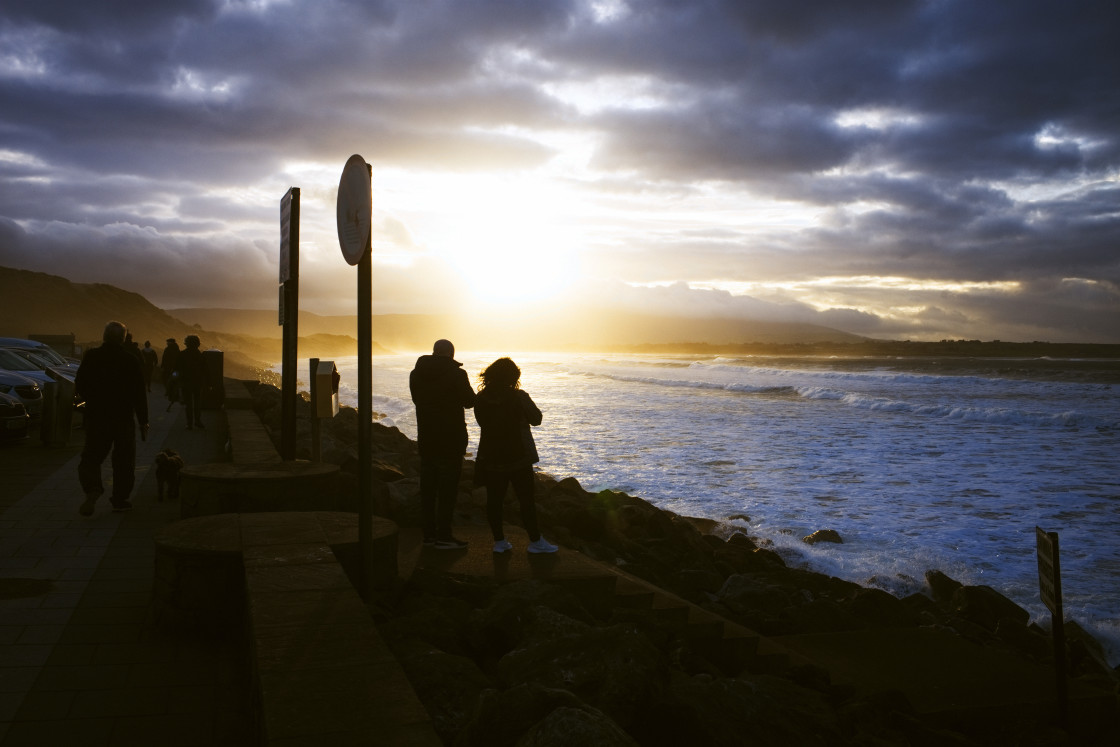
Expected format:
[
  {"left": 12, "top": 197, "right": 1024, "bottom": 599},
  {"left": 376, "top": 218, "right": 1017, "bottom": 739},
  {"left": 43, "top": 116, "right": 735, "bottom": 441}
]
[
  {"left": 0, "top": 345, "right": 79, "bottom": 375},
  {"left": 0, "top": 337, "right": 76, "bottom": 361},
  {"left": 0, "top": 348, "right": 57, "bottom": 385},
  {"left": 0, "top": 390, "right": 30, "bottom": 442},
  {"left": 0, "top": 370, "right": 45, "bottom": 418}
]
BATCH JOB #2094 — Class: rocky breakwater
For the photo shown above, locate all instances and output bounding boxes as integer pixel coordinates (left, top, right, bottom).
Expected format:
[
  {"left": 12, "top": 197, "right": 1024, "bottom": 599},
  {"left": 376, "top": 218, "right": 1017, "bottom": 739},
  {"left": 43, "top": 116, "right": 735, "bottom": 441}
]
[{"left": 245, "top": 382, "right": 1119, "bottom": 746}]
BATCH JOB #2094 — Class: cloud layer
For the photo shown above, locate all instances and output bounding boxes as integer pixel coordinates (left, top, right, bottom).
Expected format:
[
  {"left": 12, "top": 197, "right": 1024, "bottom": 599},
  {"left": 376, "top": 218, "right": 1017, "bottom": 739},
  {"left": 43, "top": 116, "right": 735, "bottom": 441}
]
[{"left": 1, "top": 0, "right": 1117, "bottom": 341}]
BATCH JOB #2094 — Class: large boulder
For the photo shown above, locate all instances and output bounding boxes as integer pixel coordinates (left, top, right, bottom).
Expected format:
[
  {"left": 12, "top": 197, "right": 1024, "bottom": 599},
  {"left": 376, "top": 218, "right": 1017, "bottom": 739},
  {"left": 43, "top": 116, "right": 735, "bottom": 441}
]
[
  {"left": 634, "top": 671, "right": 843, "bottom": 747},
  {"left": 712, "top": 540, "right": 784, "bottom": 574},
  {"left": 382, "top": 476, "right": 422, "bottom": 525},
  {"left": 455, "top": 684, "right": 592, "bottom": 747},
  {"left": 672, "top": 568, "right": 724, "bottom": 597},
  {"left": 497, "top": 623, "right": 668, "bottom": 730},
  {"left": 467, "top": 581, "right": 595, "bottom": 662},
  {"left": 782, "top": 598, "right": 862, "bottom": 634},
  {"left": 802, "top": 529, "right": 843, "bottom": 545},
  {"left": 1064, "top": 619, "right": 1116, "bottom": 678},
  {"left": 950, "top": 584, "right": 1030, "bottom": 632},
  {"left": 844, "top": 587, "right": 920, "bottom": 628},
  {"left": 390, "top": 640, "right": 494, "bottom": 744},
  {"left": 717, "top": 574, "right": 794, "bottom": 617},
  {"left": 925, "top": 569, "right": 963, "bottom": 605},
  {"left": 994, "top": 617, "right": 1052, "bottom": 660},
  {"left": 381, "top": 591, "right": 475, "bottom": 657},
  {"left": 516, "top": 706, "right": 638, "bottom": 747}
]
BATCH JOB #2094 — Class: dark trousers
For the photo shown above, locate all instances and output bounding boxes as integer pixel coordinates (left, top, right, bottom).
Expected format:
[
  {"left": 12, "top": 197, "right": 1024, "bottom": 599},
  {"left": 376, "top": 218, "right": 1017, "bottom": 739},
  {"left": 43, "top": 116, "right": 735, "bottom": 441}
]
[
  {"left": 78, "top": 418, "right": 136, "bottom": 501},
  {"left": 420, "top": 456, "right": 463, "bottom": 541},
  {"left": 183, "top": 385, "right": 202, "bottom": 425},
  {"left": 486, "top": 466, "right": 540, "bottom": 542}
]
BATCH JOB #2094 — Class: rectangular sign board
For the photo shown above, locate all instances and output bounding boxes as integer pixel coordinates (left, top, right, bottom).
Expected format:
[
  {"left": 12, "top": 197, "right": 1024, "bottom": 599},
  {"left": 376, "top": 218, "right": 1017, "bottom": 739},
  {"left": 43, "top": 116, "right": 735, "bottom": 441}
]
[
  {"left": 280, "top": 189, "right": 294, "bottom": 285},
  {"left": 1035, "top": 526, "right": 1062, "bottom": 615}
]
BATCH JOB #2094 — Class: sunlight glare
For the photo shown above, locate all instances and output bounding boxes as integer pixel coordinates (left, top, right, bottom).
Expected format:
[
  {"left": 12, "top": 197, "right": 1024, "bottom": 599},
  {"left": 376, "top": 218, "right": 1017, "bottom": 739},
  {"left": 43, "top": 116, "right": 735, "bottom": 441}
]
[{"left": 426, "top": 176, "right": 581, "bottom": 308}]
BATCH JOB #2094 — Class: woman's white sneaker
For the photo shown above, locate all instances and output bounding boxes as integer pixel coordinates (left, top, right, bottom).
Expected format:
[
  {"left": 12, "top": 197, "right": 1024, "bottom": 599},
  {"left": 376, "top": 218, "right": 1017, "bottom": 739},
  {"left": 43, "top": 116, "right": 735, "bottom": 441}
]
[
  {"left": 527, "top": 537, "right": 558, "bottom": 554},
  {"left": 492, "top": 539, "right": 513, "bottom": 553}
]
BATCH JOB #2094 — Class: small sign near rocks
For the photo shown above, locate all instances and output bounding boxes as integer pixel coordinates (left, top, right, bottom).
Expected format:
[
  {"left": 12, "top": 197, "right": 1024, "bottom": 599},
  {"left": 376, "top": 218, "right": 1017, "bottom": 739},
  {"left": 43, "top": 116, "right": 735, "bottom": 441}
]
[
  {"left": 1035, "top": 526, "right": 1061, "bottom": 614},
  {"left": 1035, "top": 526, "right": 1067, "bottom": 727}
]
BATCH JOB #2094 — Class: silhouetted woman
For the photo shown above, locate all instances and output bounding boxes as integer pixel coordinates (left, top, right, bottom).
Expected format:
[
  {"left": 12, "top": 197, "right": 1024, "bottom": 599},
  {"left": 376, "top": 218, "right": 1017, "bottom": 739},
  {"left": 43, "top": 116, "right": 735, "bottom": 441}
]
[
  {"left": 474, "top": 357, "right": 558, "bottom": 554},
  {"left": 176, "top": 335, "right": 204, "bottom": 430}
]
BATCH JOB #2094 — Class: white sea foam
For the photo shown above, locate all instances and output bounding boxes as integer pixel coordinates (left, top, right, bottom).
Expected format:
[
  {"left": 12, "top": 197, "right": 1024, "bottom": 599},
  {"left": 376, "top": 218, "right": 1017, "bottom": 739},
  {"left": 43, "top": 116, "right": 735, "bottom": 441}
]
[{"left": 281, "top": 352, "right": 1120, "bottom": 665}]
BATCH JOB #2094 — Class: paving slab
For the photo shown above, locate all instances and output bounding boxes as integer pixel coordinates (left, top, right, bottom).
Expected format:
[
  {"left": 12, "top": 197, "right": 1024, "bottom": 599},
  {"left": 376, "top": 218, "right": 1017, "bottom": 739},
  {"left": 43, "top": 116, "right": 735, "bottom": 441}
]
[{"left": 0, "top": 383, "right": 253, "bottom": 745}]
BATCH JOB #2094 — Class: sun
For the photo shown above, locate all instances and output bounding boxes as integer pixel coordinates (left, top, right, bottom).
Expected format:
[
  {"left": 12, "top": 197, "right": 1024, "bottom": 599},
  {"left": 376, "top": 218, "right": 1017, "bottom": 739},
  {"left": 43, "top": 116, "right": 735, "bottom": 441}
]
[{"left": 426, "top": 175, "right": 582, "bottom": 307}]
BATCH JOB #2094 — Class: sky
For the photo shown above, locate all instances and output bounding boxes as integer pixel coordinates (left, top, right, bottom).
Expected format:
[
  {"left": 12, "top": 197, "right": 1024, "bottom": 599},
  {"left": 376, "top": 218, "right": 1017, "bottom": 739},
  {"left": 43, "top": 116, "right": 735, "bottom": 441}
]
[{"left": 1, "top": 0, "right": 1118, "bottom": 343}]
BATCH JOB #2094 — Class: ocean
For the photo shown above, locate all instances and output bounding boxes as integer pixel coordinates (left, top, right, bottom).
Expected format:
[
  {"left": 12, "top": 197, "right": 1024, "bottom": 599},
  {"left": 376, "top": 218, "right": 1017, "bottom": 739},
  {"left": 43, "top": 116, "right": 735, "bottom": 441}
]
[{"left": 287, "top": 352, "right": 1120, "bottom": 664}]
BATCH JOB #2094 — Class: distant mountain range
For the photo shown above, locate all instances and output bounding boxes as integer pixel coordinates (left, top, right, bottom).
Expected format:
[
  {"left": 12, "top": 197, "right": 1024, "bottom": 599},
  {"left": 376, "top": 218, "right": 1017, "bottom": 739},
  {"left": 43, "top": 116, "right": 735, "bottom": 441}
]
[
  {"left": 0, "top": 266, "right": 380, "bottom": 363},
  {"left": 166, "top": 307, "right": 869, "bottom": 351},
  {"left": 1, "top": 264, "right": 866, "bottom": 359}
]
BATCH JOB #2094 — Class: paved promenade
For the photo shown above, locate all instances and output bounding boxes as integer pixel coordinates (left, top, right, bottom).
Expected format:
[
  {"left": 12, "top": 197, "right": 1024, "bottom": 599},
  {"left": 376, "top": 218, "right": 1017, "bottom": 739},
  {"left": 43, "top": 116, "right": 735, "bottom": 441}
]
[{"left": 0, "top": 396, "right": 251, "bottom": 746}]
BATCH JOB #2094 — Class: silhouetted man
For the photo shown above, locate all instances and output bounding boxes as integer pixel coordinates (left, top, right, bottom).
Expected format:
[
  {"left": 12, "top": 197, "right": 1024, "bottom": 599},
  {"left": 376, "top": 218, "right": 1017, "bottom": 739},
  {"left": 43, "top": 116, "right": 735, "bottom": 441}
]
[
  {"left": 141, "top": 340, "right": 158, "bottom": 392},
  {"left": 409, "top": 339, "right": 475, "bottom": 549},
  {"left": 161, "top": 337, "right": 180, "bottom": 405},
  {"left": 76, "top": 321, "right": 149, "bottom": 515}
]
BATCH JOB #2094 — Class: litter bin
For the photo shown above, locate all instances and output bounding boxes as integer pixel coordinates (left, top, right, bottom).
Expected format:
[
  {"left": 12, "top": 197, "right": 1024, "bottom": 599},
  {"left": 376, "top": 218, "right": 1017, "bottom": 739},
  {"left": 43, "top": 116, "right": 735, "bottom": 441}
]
[
  {"left": 201, "top": 349, "right": 225, "bottom": 409},
  {"left": 40, "top": 378, "right": 75, "bottom": 447}
]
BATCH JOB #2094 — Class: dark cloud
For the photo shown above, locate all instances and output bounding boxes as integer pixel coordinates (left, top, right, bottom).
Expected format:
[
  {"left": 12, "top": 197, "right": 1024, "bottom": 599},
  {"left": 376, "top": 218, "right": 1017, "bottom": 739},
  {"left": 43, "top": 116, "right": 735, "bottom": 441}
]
[
  {"left": 0, "top": 0, "right": 1117, "bottom": 342},
  {"left": 0, "top": 0, "right": 220, "bottom": 34}
]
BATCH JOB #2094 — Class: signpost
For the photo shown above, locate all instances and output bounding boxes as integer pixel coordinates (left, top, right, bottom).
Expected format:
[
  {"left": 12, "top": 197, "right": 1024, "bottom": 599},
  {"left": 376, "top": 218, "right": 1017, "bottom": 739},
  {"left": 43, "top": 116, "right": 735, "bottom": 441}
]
[
  {"left": 279, "top": 187, "right": 300, "bottom": 461},
  {"left": 336, "top": 155, "right": 375, "bottom": 601},
  {"left": 1035, "top": 526, "right": 1067, "bottom": 727}
]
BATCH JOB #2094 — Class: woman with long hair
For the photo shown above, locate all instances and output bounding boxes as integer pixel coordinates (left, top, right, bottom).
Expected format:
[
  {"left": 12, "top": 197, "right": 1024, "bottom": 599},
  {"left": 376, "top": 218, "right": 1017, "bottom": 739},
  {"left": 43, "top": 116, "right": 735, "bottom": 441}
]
[{"left": 474, "top": 357, "right": 558, "bottom": 553}]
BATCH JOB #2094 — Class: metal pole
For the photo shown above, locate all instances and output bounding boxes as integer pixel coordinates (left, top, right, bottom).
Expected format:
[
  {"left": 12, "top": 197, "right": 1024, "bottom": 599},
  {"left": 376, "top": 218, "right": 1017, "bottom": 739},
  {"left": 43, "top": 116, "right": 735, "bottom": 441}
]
[
  {"left": 280, "top": 188, "right": 300, "bottom": 461},
  {"left": 310, "top": 357, "right": 321, "bottom": 462},
  {"left": 357, "top": 164, "right": 374, "bottom": 600},
  {"left": 1051, "top": 533, "right": 1067, "bottom": 729}
]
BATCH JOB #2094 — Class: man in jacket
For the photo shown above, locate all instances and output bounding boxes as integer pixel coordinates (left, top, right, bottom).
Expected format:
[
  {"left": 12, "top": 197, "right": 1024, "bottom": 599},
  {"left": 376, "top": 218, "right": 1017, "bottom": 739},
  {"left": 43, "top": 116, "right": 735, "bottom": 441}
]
[
  {"left": 76, "top": 321, "right": 149, "bottom": 515},
  {"left": 409, "top": 339, "right": 475, "bottom": 549}
]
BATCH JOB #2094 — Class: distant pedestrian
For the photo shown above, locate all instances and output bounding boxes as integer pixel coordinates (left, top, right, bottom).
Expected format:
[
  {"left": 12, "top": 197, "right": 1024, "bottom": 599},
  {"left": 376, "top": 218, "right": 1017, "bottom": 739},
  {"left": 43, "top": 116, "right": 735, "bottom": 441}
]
[
  {"left": 474, "top": 357, "right": 557, "bottom": 554},
  {"left": 75, "top": 321, "right": 149, "bottom": 515},
  {"left": 409, "top": 339, "right": 475, "bottom": 549},
  {"left": 161, "top": 338, "right": 180, "bottom": 404},
  {"left": 124, "top": 332, "right": 143, "bottom": 365},
  {"left": 176, "top": 335, "right": 205, "bottom": 429},
  {"left": 141, "top": 341, "right": 158, "bottom": 392}
]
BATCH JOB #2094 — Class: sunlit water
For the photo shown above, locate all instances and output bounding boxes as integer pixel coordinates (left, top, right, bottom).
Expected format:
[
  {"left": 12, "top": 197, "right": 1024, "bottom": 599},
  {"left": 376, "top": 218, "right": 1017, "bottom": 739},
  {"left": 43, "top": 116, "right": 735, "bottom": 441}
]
[{"left": 284, "top": 352, "right": 1120, "bottom": 664}]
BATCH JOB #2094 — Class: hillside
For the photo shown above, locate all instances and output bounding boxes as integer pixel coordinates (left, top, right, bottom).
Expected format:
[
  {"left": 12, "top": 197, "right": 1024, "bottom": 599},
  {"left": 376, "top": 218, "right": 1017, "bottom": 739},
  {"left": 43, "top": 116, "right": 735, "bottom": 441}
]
[
  {"left": 1, "top": 266, "right": 201, "bottom": 345},
  {"left": 0, "top": 266, "right": 374, "bottom": 366}
]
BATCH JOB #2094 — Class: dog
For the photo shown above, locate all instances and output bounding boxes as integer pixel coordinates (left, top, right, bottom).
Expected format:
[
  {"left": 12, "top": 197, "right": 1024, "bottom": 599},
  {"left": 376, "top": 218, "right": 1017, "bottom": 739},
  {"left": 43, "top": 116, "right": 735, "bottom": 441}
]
[{"left": 154, "top": 448, "right": 184, "bottom": 502}]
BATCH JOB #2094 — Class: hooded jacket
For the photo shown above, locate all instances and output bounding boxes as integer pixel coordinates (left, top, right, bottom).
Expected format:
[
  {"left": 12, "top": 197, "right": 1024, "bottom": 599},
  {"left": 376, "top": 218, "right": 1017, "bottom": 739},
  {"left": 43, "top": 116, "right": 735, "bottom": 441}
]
[
  {"left": 474, "top": 387, "right": 542, "bottom": 471},
  {"left": 409, "top": 354, "right": 475, "bottom": 458}
]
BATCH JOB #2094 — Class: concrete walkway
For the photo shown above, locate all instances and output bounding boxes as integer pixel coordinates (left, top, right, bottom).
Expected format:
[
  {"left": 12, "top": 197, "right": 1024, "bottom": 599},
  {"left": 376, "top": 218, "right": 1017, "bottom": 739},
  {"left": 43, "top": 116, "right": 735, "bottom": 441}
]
[{"left": 0, "top": 394, "right": 251, "bottom": 746}]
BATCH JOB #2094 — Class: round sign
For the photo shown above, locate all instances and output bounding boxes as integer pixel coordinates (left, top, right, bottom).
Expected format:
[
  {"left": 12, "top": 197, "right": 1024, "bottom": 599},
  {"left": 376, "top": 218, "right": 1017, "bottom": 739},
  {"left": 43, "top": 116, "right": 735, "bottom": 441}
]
[{"left": 336, "top": 154, "right": 372, "bottom": 265}]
